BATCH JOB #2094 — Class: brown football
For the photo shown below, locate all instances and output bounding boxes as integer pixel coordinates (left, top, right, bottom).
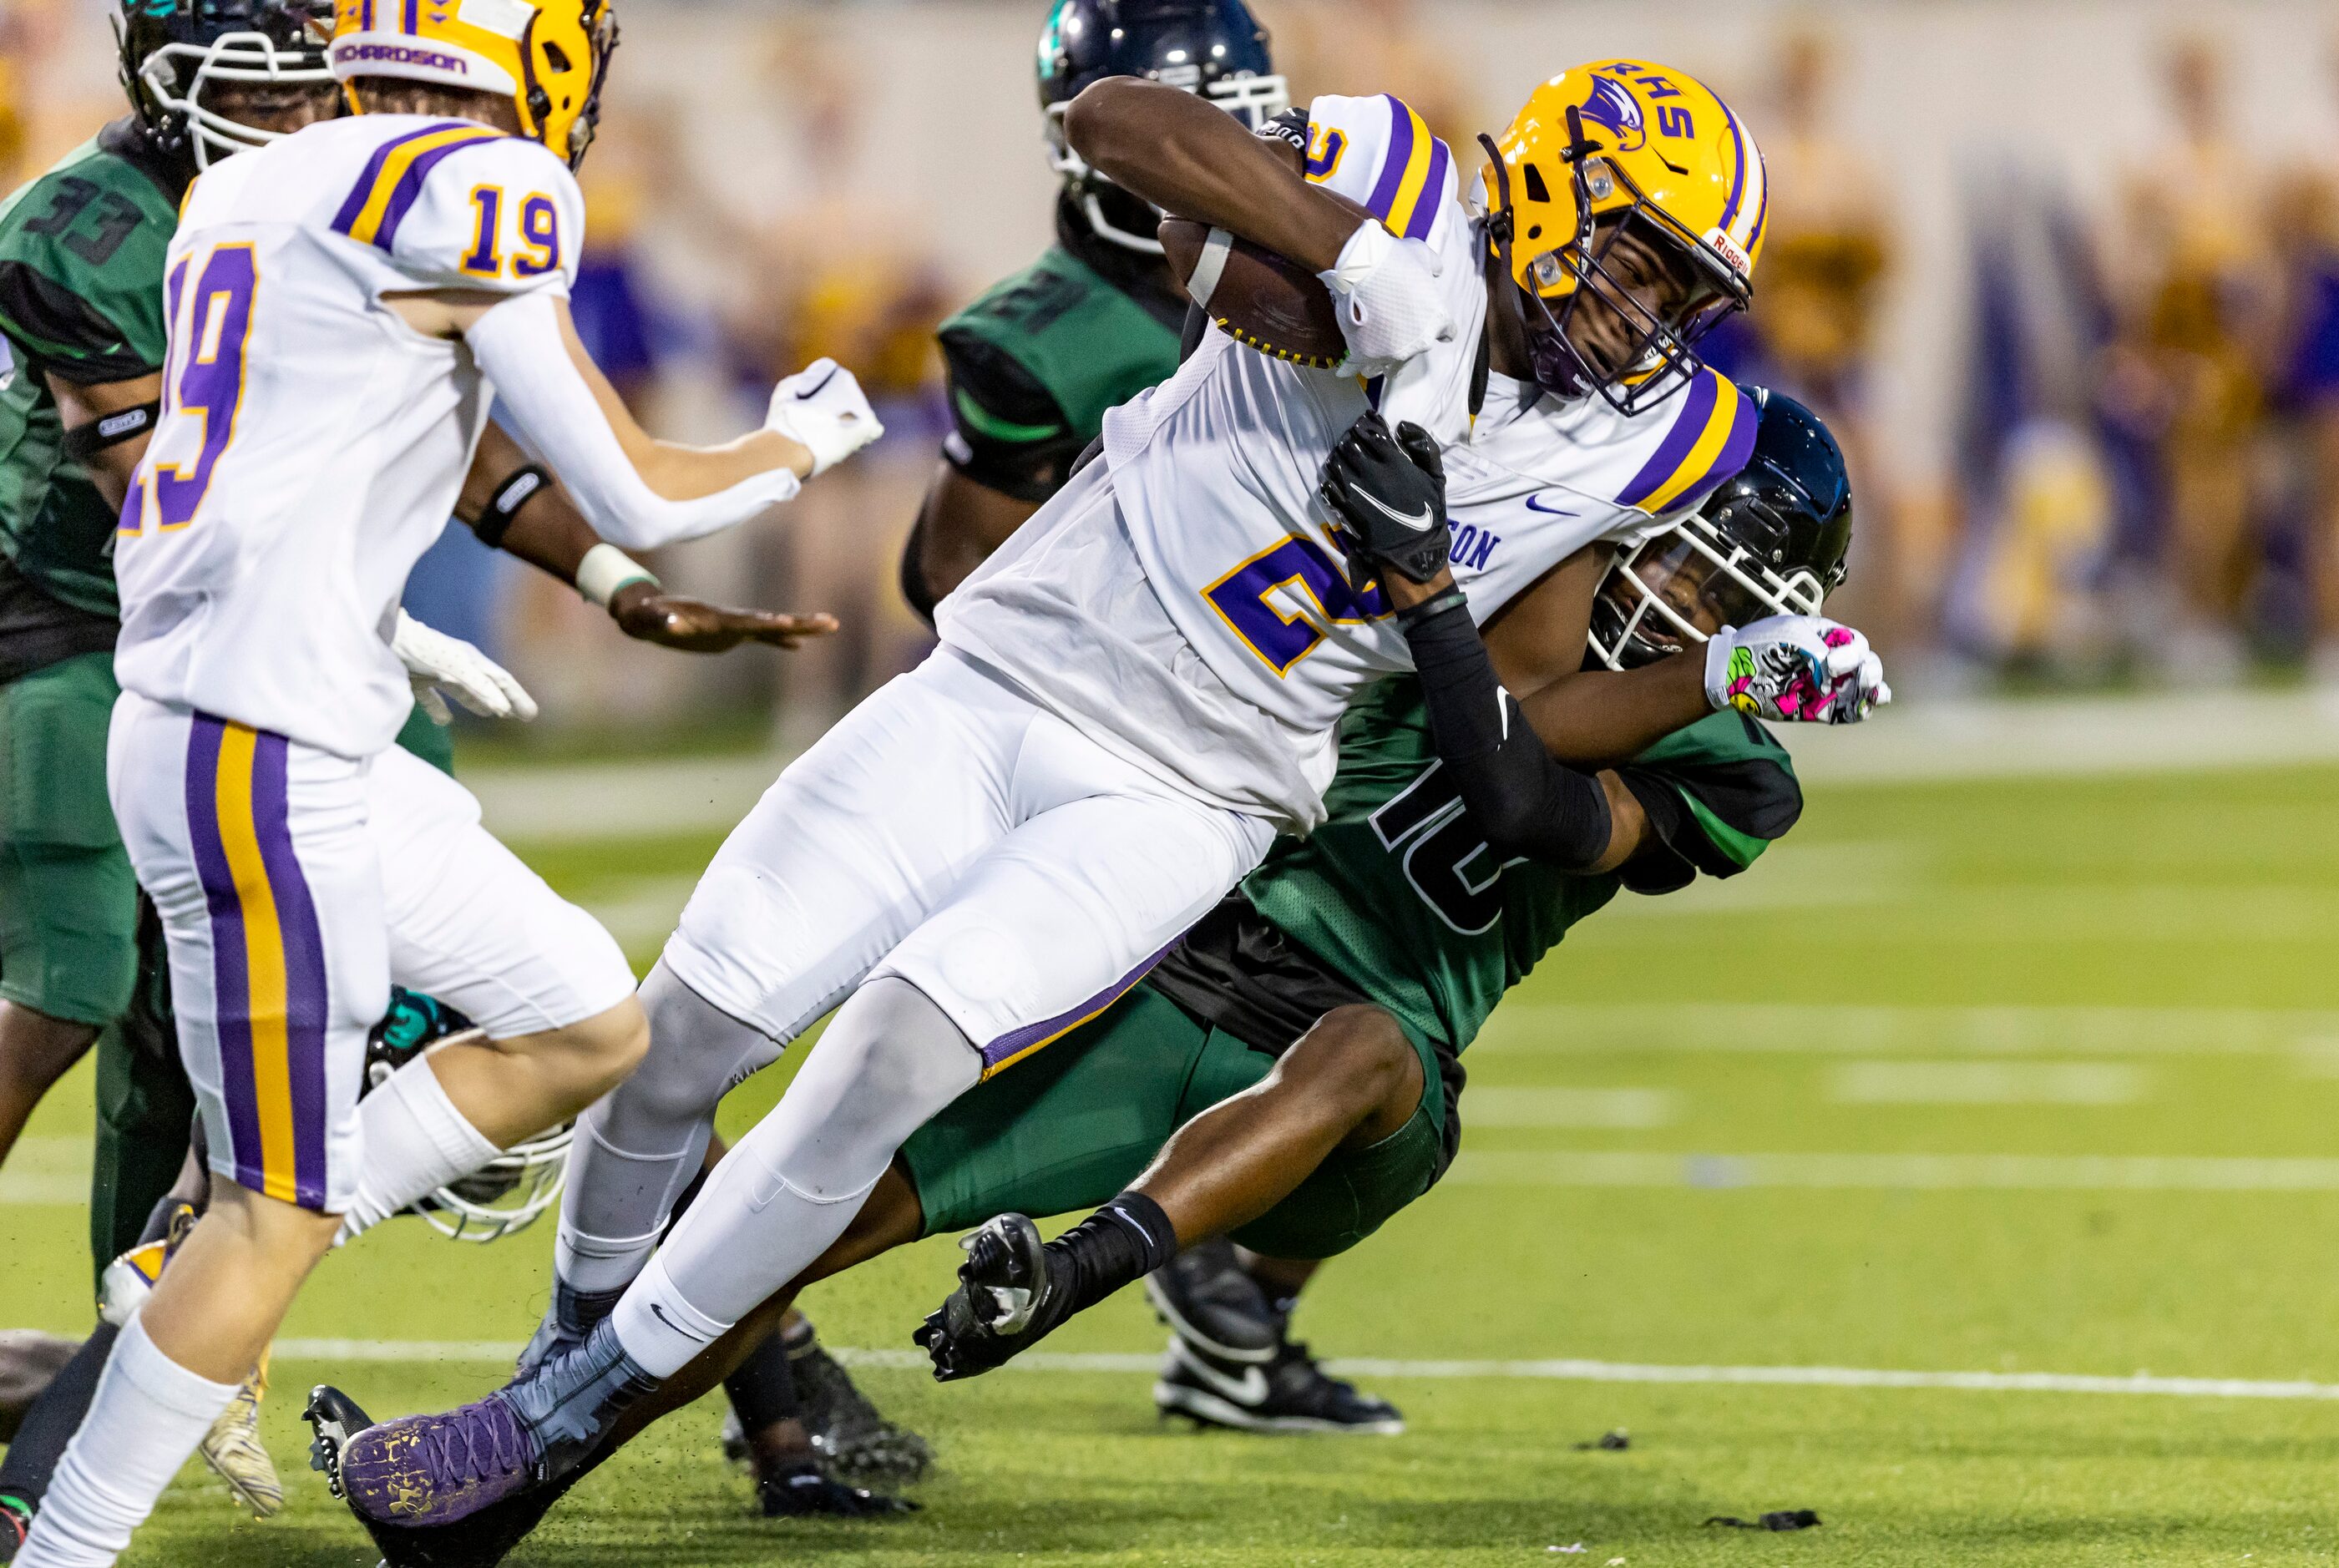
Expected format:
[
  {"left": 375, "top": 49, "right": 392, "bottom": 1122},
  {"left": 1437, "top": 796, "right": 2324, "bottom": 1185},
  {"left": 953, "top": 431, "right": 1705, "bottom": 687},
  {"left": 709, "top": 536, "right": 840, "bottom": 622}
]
[{"left": 1159, "top": 209, "right": 1362, "bottom": 370}]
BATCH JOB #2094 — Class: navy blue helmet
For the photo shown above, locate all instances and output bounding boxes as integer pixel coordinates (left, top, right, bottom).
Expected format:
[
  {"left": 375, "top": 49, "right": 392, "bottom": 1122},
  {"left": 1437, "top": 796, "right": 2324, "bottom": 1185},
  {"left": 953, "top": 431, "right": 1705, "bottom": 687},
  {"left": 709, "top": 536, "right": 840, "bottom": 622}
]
[
  {"left": 118, "top": 0, "right": 337, "bottom": 169},
  {"left": 1035, "top": 0, "right": 1288, "bottom": 253},
  {"left": 1591, "top": 387, "right": 1853, "bottom": 669}
]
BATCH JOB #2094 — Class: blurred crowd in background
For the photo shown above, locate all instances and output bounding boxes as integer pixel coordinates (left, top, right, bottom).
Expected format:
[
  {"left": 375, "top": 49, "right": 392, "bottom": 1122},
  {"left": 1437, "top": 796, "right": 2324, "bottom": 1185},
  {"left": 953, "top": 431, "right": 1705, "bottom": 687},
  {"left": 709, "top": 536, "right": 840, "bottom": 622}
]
[{"left": 6, "top": 0, "right": 2339, "bottom": 740}]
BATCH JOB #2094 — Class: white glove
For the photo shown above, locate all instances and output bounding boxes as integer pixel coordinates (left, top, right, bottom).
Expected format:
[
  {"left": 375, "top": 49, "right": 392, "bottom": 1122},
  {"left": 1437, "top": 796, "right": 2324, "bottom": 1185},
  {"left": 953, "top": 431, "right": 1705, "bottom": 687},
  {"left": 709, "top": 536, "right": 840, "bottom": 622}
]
[
  {"left": 1317, "top": 220, "right": 1456, "bottom": 376},
  {"left": 766, "top": 358, "right": 884, "bottom": 477},
  {"left": 392, "top": 609, "right": 539, "bottom": 725},
  {"left": 1704, "top": 615, "right": 1891, "bottom": 726}
]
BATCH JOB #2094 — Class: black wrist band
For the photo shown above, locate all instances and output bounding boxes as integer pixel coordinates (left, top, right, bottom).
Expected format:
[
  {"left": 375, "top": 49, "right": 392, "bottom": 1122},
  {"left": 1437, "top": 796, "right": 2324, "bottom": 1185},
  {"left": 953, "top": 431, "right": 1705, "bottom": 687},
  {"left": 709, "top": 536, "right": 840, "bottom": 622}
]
[
  {"left": 474, "top": 464, "right": 551, "bottom": 549},
  {"left": 1395, "top": 588, "right": 1469, "bottom": 630},
  {"left": 61, "top": 401, "right": 160, "bottom": 463}
]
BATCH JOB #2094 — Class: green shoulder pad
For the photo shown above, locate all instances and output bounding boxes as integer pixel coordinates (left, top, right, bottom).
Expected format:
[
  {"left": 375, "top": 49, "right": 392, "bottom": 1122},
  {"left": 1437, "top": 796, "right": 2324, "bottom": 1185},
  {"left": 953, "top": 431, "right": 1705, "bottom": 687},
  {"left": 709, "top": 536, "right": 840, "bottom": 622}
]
[
  {"left": 0, "top": 139, "right": 179, "bottom": 383},
  {"left": 939, "top": 245, "right": 1182, "bottom": 447}
]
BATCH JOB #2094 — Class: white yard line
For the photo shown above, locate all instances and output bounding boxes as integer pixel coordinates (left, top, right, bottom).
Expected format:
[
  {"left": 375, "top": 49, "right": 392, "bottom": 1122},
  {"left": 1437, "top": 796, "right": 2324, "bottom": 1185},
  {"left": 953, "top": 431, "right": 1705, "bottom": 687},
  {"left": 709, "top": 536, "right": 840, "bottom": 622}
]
[
  {"left": 264, "top": 1339, "right": 2339, "bottom": 1403},
  {"left": 1470, "top": 1003, "right": 2339, "bottom": 1057},
  {"left": 464, "top": 693, "right": 2339, "bottom": 845},
  {"left": 1448, "top": 1151, "right": 2339, "bottom": 1191}
]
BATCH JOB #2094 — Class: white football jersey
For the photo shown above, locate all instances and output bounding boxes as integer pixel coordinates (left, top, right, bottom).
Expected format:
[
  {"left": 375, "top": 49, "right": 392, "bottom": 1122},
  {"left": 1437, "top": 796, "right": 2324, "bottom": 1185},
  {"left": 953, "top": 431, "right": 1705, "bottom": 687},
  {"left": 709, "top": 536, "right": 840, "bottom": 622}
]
[
  {"left": 113, "top": 114, "right": 584, "bottom": 759},
  {"left": 949, "top": 92, "right": 1757, "bottom": 830}
]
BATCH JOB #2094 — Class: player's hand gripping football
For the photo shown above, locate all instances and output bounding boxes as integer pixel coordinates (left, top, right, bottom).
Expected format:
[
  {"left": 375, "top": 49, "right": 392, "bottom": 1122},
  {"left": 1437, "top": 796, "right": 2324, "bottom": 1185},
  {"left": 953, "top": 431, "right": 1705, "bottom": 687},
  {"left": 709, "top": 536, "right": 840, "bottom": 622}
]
[
  {"left": 392, "top": 609, "right": 539, "bottom": 724},
  {"left": 765, "top": 358, "right": 885, "bottom": 477},
  {"left": 1319, "top": 412, "right": 1453, "bottom": 586},
  {"left": 1704, "top": 615, "right": 1891, "bottom": 726},
  {"left": 1319, "top": 220, "right": 1456, "bottom": 377},
  {"left": 606, "top": 584, "right": 839, "bottom": 654}
]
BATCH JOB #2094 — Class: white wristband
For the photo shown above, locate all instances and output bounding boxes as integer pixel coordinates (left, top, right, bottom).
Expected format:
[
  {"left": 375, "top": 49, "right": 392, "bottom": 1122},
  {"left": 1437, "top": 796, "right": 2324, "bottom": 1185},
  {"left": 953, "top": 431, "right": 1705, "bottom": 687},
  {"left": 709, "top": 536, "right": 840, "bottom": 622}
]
[{"left": 577, "top": 542, "right": 659, "bottom": 608}]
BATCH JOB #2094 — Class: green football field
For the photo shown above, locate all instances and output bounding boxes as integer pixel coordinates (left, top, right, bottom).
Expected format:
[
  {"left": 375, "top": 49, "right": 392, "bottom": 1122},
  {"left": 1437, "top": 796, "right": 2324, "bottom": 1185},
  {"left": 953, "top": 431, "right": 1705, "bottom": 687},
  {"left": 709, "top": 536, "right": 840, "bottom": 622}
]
[{"left": 8, "top": 759, "right": 2339, "bottom": 1566}]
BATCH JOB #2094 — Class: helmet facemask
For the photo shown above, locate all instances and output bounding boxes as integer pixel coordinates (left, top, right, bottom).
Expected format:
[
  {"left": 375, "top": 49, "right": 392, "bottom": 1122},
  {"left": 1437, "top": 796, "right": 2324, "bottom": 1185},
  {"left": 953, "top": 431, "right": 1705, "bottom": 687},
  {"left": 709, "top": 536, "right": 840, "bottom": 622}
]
[
  {"left": 1044, "top": 69, "right": 1288, "bottom": 254},
  {"left": 1481, "top": 109, "right": 1749, "bottom": 415},
  {"left": 1589, "top": 505, "right": 1830, "bottom": 670},
  {"left": 130, "top": 21, "right": 338, "bottom": 169},
  {"left": 363, "top": 994, "right": 570, "bottom": 1245}
]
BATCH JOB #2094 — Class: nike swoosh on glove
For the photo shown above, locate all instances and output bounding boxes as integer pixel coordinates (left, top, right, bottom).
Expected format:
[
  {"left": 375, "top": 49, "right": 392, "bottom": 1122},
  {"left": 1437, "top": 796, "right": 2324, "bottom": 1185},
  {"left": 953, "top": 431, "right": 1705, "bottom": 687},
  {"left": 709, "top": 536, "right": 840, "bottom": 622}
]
[
  {"left": 767, "top": 358, "right": 885, "bottom": 477},
  {"left": 1318, "top": 220, "right": 1456, "bottom": 377},
  {"left": 1318, "top": 411, "right": 1452, "bottom": 584},
  {"left": 392, "top": 609, "right": 539, "bottom": 724},
  {"left": 1704, "top": 615, "right": 1891, "bottom": 725}
]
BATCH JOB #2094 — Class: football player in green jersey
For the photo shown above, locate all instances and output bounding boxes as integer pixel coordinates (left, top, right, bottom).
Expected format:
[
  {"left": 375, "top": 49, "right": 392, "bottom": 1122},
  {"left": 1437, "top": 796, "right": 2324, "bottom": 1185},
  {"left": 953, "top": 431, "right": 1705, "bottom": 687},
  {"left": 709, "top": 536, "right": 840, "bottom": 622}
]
[
  {"left": 910, "top": 387, "right": 1859, "bottom": 1388},
  {"left": 896, "top": 0, "right": 1286, "bottom": 619},
  {"left": 310, "top": 387, "right": 1856, "bottom": 1567}
]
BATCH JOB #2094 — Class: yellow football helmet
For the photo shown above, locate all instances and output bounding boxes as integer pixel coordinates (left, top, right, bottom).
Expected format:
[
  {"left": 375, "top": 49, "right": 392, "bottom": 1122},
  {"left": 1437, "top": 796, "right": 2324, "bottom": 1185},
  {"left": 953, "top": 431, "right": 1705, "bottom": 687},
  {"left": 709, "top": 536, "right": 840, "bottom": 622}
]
[
  {"left": 327, "top": 0, "right": 618, "bottom": 169},
  {"left": 1481, "top": 59, "right": 1765, "bottom": 413}
]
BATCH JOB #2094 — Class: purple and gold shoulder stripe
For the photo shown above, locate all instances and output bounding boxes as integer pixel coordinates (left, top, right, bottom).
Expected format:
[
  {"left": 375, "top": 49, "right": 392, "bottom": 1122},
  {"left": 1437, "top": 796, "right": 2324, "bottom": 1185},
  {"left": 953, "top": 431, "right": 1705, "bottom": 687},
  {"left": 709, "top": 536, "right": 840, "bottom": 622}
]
[
  {"left": 1615, "top": 370, "right": 1756, "bottom": 517},
  {"left": 331, "top": 120, "right": 507, "bottom": 252},
  {"left": 1364, "top": 95, "right": 1451, "bottom": 244}
]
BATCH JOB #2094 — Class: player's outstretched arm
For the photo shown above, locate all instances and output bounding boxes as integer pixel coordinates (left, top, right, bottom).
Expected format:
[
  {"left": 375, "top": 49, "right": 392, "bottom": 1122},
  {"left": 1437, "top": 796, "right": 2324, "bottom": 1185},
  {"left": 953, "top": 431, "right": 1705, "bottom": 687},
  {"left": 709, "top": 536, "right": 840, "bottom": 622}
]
[
  {"left": 389, "top": 289, "right": 880, "bottom": 552},
  {"left": 459, "top": 423, "right": 838, "bottom": 653}
]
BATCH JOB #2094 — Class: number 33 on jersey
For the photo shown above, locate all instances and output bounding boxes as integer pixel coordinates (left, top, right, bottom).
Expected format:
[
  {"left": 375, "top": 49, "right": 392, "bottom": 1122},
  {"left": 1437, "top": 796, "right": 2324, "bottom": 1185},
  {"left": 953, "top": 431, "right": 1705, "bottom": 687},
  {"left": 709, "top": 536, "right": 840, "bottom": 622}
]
[{"left": 114, "top": 115, "right": 583, "bottom": 760}]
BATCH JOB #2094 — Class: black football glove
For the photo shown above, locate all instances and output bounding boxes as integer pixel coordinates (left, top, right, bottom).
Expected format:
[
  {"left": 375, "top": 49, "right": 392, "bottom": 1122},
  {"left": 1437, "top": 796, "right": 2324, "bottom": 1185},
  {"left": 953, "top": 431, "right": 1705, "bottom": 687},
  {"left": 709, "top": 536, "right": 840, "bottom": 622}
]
[{"left": 1318, "top": 412, "right": 1451, "bottom": 584}]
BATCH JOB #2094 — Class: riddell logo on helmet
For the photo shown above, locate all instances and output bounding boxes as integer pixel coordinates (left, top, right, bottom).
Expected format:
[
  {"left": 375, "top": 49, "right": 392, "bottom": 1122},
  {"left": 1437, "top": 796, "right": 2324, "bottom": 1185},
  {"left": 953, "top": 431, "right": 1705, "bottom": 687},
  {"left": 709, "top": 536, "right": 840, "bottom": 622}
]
[
  {"left": 337, "top": 42, "right": 469, "bottom": 73},
  {"left": 1704, "top": 227, "right": 1750, "bottom": 279}
]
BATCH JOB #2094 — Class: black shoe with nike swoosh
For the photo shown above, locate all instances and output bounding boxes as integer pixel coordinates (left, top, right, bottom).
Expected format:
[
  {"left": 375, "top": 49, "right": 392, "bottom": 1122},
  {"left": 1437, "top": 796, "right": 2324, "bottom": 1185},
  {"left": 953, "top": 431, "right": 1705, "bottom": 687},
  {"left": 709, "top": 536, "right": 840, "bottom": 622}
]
[
  {"left": 1143, "top": 1237, "right": 1278, "bottom": 1364},
  {"left": 1153, "top": 1336, "right": 1404, "bottom": 1435}
]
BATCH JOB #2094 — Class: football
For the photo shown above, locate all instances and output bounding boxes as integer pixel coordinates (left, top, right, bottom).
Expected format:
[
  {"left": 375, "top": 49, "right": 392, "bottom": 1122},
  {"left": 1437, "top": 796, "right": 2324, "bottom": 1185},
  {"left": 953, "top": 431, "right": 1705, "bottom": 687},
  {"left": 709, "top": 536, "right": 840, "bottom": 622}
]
[{"left": 1159, "top": 211, "right": 1361, "bottom": 370}]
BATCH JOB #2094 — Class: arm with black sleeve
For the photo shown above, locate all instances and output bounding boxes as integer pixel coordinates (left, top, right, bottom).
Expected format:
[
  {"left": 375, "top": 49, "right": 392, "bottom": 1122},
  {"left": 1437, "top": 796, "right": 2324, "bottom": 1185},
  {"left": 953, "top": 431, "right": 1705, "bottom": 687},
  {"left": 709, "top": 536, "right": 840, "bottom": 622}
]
[
  {"left": 1317, "top": 412, "right": 1638, "bottom": 870},
  {"left": 1397, "top": 593, "right": 1635, "bottom": 872}
]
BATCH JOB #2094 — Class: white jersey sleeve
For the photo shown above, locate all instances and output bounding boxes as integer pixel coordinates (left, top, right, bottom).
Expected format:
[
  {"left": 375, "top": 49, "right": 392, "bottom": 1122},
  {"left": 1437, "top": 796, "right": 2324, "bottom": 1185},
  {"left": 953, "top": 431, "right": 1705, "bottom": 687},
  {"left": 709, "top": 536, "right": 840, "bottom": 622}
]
[
  {"left": 328, "top": 126, "right": 581, "bottom": 296},
  {"left": 1301, "top": 93, "right": 1480, "bottom": 443}
]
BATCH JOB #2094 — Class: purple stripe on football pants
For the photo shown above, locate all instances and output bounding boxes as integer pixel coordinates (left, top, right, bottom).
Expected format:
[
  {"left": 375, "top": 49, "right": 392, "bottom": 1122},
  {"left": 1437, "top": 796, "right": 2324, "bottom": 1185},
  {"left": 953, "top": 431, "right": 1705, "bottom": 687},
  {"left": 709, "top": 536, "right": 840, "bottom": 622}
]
[
  {"left": 246, "top": 731, "right": 333, "bottom": 1210},
  {"left": 980, "top": 938, "right": 1183, "bottom": 1071},
  {"left": 185, "top": 713, "right": 268, "bottom": 1196}
]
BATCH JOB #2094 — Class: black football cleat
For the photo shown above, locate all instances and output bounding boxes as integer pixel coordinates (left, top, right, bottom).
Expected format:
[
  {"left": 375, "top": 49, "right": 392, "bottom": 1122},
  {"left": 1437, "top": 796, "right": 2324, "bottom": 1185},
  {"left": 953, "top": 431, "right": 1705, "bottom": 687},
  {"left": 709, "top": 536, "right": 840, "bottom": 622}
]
[
  {"left": 914, "top": 1214, "right": 1076, "bottom": 1382},
  {"left": 306, "top": 1384, "right": 579, "bottom": 1568},
  {"left": 757, "top": 1462, "right": 919, "bottom": 1519},
  {"left": 1144, "top": 1237, "right": 1278, "bottom": 1364},
  {"left": 793, "top": 1344, "right": 935, "bottom": 1486},
  {"left": 1154, "top": 1337, "right": 1404, "bottom": 1434}
]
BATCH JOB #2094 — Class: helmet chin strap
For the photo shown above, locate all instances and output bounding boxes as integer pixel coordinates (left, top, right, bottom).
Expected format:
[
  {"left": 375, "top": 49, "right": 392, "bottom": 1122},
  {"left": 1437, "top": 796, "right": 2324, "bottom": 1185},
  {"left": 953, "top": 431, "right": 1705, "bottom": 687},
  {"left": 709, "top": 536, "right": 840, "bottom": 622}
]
[{"left": 1476, "top": 133, "right": 1536, "bottom": 375}]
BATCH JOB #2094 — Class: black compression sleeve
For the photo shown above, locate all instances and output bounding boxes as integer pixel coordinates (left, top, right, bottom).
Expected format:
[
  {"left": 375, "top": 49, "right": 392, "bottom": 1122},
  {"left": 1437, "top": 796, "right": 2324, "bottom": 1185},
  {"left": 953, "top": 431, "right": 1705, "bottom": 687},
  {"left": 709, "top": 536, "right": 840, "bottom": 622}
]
[{"left": 1400, "top": 599, "right": 1614, "bottom": 869}]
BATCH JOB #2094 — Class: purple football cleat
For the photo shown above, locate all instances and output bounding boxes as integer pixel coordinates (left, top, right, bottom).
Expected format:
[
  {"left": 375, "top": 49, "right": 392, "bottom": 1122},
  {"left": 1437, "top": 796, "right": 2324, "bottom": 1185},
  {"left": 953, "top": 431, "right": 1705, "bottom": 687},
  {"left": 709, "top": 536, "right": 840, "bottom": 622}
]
[
  {"left": 338, "top": 1319, "right": 659, "bottom": 1530},
  {"left": 337, "top": 1393, "right": 536, "bottom": 1527}
]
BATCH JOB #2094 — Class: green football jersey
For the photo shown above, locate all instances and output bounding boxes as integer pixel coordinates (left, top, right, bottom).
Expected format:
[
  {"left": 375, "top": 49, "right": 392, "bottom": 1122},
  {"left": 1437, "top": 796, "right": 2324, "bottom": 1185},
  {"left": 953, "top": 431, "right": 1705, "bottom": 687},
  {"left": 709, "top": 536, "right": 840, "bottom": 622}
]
[
  {"left": 937, "top": 199, "right": 1185, "bottom": 503},
  {"left": 0, "top": 120, "right": 183, "bottom": 639},
  {"left": 1241, "top": 681, "right": 1802, "bottom": 1055}
]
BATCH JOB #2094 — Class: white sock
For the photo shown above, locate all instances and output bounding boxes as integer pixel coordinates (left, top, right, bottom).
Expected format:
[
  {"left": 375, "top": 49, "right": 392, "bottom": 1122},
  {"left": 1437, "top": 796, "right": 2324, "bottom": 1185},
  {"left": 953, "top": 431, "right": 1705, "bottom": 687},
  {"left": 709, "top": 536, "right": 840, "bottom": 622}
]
[
  {"left": 335, "top": 1057, "right": 500, "bottom": 1244},
  {"left": 17, "top": 1319, "right": 236, "bottom": 1568},
  {"left": 610, "top": 1256, "right": 733, "bottom": 1379}
]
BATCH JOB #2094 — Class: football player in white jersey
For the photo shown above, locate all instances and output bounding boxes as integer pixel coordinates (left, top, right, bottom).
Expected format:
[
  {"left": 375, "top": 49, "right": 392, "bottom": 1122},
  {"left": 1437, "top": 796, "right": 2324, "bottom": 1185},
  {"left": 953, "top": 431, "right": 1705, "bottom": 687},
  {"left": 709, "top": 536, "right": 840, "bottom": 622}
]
[
  {"left": 329, "top": 59, "right": 1887, "bottom": 1533},
  {"left": 13, "top": 0, "right": 885, "bottom": 1561}
]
